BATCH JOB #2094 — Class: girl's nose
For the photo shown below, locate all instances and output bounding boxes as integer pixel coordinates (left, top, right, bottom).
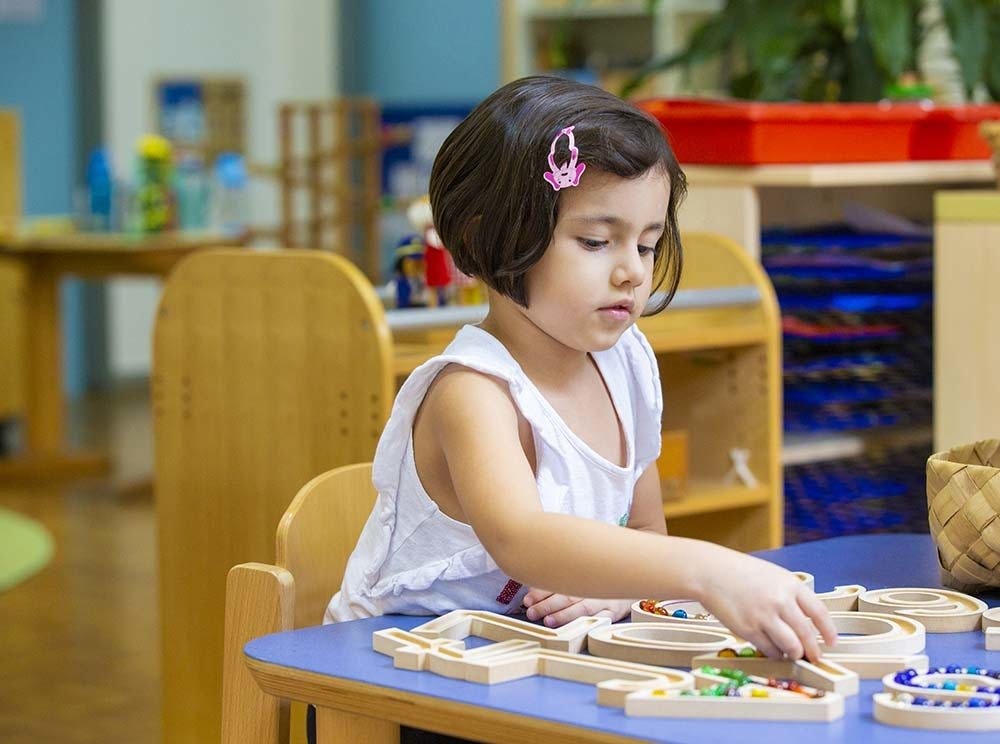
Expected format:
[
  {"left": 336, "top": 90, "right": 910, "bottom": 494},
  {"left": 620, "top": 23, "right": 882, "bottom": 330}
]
[{"left": 613, "top": 245, "right": 647, "bottom": 286}]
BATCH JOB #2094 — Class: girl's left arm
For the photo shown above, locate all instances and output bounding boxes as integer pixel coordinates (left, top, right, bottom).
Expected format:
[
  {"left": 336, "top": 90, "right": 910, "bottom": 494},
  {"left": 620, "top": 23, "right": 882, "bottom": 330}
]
[
  {"left": 524, "top": 465, "right": 666, "bottom": 625},
  {"left": 625, "top": 463, "right": 668, "bottom": 535}
]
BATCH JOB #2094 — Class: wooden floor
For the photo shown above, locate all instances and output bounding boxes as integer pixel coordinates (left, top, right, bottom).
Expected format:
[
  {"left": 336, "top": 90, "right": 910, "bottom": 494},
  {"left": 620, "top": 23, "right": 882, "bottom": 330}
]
[{"left": 0, "top": 386, "right": 160, "bottom": 743}]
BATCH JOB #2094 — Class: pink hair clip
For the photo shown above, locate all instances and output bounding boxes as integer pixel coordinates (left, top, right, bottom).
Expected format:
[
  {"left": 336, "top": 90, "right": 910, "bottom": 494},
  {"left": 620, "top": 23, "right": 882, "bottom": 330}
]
[{"left": 543, "top": 125, "right": 586, "bottom": 191}]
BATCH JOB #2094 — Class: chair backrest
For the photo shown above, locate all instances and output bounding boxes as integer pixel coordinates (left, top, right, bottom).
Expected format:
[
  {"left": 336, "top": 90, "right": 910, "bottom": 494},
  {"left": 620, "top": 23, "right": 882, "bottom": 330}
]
[
  {"left": 222, "top": 462, "right": 381, "bottom": 744},
  {"left": 154, "top": 249, "right": 392, "bottom": 744},
  {"left": 277, "top": 462, "right": 378, "bottom": 629}
]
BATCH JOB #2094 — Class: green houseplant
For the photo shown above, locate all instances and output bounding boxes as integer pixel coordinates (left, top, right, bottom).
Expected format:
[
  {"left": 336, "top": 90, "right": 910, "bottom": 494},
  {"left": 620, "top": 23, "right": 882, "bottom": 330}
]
[{"left": 622, "top": 0, "right": 1000, "bottom": 102}]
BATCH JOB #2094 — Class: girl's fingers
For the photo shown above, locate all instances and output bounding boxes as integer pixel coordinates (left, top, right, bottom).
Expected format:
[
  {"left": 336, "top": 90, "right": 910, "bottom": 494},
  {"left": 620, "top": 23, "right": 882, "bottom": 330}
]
[
  {"left": 543, "top": 600, "right": 600, "bottom": 627},
  {"left": 781, "top": 605, "right": 821, "bottom": 662},
  {"left": 526, "top": 593, "right": 580, "bottom": 621},
  {"left": 797, "top": 589, "right": 838, "bottom": 647},
  {"left": 747, "top": 631, "right": 782, "bottom": 661},
  {"left": 522, "top": 589, "right": 551, "bottom": 608},
  {"left": 762, "top": 619, "right": 804, "bottom": 661}
]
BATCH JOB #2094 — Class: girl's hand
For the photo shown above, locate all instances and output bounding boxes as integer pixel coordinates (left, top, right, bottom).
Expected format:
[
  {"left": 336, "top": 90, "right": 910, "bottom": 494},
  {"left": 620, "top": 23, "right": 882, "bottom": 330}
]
[
  {"left": 522, "top": 588, "right": 633, "bottom": 627},
  {"left": 697, "top": 553, "right": 838, "bottom": 663}
]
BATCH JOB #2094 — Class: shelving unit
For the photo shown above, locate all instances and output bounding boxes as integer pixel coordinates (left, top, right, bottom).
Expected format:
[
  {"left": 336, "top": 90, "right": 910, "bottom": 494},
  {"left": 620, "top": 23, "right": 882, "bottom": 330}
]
[
  {"left": 679, "top": 160, "right": 995, "bottom": 258},
  {"left": 390, "top": 231, "right": 782, "bottom": 551},
  {"left": 500, "top": 0, "right": 722, "bottom": 95},
  {"left": 678, "top": 159, "right": 996, "bottom": 543}
]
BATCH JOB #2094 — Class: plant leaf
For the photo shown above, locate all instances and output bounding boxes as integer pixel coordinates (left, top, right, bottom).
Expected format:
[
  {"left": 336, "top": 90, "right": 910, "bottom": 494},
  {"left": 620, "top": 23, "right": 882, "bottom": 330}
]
[
  {"left": 987, "top": 6, "right": 1000, "bottom": 100},
  {"left": 940, "top": 0, "right": 989, "bottom": 97},
  {"left": 861, "top": 0, "right": 914, "bottom": 78},
  {"left": 619, "top": 13, "right": 736, "bottom": 98},
  {"left": 844, "top": 18, "right": 887, "bottom": 101}
]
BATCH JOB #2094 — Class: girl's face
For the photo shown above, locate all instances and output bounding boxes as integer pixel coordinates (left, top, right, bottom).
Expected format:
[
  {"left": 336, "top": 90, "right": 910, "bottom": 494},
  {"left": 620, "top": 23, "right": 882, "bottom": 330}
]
[{"left": 522, "top": 167, "right": 670, "bottom": 353}]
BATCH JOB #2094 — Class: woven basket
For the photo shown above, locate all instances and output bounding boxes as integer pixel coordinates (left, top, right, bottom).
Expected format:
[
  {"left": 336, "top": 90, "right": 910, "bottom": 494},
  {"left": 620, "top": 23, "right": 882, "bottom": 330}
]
[{"left": 928, "top": 439, "right": 1000, "bottom": 592}]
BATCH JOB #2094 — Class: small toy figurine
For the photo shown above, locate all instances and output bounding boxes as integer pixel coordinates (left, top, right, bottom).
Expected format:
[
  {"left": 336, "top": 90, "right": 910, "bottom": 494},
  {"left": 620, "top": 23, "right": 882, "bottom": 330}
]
[
  {"left": 407, "top": 196, "right": 452, "bottom": 307},
  {"left": 135, "top": 134, "right": 175, "bottom": 233},
  {"left": 391, "top": 236, "right": 427, "bottom": 309}
]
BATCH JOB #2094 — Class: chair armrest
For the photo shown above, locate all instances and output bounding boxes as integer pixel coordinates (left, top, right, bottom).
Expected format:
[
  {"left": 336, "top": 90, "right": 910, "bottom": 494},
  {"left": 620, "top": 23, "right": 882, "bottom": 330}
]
[{"left": 222, "top": 562, "right": 295, "bottom": 744}]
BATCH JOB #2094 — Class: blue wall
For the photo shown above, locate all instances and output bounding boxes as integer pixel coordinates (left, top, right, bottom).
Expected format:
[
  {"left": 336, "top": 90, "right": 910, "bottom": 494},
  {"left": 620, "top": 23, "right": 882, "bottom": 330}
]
[
  {"left": 0, "top": 0, "right": 87, "bottom": 397},
  {"left": 342, "top": 0, "right": 500, "bottom": 104},
  {"left": 0, "top": 0, "right": 77, "bottom": 214}
]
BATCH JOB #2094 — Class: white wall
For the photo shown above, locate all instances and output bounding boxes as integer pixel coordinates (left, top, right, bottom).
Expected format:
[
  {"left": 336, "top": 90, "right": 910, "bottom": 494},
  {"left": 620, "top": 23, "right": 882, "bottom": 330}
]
[{"left": 102, "top": 0, "right": 338, "bottom": 378}]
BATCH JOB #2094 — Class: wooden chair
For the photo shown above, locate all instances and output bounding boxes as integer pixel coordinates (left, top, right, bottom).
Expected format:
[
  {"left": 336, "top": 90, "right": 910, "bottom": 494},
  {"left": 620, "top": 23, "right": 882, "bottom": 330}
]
[
  {"left": 221, "top": 462, "right": 398, "bottom": 744},
  {"left": 153, "top": 249, "right": 393, "bottom": 743}
]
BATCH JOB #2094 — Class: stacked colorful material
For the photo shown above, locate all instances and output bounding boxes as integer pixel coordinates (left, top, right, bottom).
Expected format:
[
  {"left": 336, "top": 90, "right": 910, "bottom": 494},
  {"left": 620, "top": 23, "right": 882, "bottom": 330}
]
[{"left": 762, "top": 228, "right": 933, "bottom": 543}]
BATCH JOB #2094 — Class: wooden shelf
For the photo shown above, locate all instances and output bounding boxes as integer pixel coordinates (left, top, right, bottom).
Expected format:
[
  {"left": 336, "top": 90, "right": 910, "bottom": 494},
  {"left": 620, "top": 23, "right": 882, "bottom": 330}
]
[
  {"left": 782, "top": 425, "right": 933, "bottom": 467},
  {"left": 639, "top": 317, "right": 770, "bottom": 352},
  {"left": 685, "top": 160, "right": 995, "bottom": 188},
  {"left": 523, "top": 0, "right": 651, "bottom": 20},
  {"left": 663, "top": 481, "right": 771, "bottom": 519}
]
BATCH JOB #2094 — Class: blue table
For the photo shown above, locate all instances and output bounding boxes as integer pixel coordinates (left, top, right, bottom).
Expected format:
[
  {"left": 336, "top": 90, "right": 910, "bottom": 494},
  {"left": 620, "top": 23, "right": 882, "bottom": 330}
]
[{"left": 245, "top": 534, "right": 1000, "bottom": 742}]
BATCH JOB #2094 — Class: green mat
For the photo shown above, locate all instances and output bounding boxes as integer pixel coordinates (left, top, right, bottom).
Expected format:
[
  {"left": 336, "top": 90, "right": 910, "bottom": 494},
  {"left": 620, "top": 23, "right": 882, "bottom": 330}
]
[{"left": 0, "top": 506, "right": 53, "bottom": 591}]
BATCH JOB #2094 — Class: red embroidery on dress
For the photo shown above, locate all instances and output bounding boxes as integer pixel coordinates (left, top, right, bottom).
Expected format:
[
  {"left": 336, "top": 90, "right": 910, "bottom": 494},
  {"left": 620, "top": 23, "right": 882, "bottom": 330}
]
[{"left": 495, "top": 578, "right": 523, "bottom": 605}]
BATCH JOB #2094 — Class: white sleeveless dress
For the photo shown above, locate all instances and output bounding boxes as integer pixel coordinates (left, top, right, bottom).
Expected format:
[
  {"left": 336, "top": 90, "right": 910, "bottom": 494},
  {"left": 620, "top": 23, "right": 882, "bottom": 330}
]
[{"left": 324, "top": 324, "right": 662, "bottom": 622}]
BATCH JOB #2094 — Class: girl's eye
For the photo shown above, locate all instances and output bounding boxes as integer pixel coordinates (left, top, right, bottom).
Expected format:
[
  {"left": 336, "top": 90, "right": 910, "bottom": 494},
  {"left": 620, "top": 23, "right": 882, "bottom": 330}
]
[
  {"left": 638, "top": 244, "right": 656, "bottom": 256},
  {"left": 578, "top": 238, "right": 608, "bottom": 250}
]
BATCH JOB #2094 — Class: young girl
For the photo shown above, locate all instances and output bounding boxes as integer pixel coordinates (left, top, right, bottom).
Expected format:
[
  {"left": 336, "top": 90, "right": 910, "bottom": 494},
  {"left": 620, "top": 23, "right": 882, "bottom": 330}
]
[{"left": 326, "top": 75, "right": 837, "bottom": 663}]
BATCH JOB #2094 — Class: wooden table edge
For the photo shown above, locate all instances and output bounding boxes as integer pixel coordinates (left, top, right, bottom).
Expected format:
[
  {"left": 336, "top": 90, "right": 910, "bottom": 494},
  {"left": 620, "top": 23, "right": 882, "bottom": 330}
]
[{"left": 245, "top": 655, "right": 645, "bottom": 743}]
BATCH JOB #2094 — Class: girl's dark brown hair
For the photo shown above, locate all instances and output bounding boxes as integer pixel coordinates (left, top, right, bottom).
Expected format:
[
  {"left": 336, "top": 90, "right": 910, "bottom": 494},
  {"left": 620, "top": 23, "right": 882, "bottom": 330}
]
[{"left": 429, "top": 75, "right": 685, "bottom": 313}]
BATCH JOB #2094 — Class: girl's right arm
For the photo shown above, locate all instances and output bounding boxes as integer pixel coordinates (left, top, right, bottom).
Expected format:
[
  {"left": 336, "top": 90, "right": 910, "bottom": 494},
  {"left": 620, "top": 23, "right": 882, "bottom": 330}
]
[{"left": 426, "top": 368, "right": 837, "bottom": 662}]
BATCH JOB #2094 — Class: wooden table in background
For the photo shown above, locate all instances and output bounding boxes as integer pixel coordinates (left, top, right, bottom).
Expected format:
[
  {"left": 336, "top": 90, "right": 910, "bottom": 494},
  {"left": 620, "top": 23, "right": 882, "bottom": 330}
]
[{"left": 0, "top": 231, "right": 240, "bottom": 483}]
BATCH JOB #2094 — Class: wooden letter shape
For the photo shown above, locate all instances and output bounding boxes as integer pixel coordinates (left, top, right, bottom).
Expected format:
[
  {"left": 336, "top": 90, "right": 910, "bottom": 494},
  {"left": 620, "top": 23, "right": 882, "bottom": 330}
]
[
  {"left": 859, "top": 588, "right": 987, "bottom": 633},
  {"left": 627, "top": 683, "right": 844, "bottom": 722},
  {"left": 874, "top": 692, "right": 1000, "bottom": 732},
  {"left": 587, "top": 623, "right": 744, "bottom": 668},
  {"left": 691, "top": 651, "right": 860, "bottom": 696},
  {"left": 372, "top": 626, "right": 693, "bottom": 709},
  {"left": 409, "top": 609, "right": 609, "bottom": 654},
  {"left": 822, "top": 611, "right": 926, "bottom": 656},
  {"left": 882, "top": 669, "right": 1000, "bottom": 705}
]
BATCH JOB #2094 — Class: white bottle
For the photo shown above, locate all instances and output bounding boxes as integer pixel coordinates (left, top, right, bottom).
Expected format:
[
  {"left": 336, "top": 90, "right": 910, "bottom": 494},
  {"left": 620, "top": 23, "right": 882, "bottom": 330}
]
[{"left": 211, "top": 152, "right": 249, "bottom": 238}]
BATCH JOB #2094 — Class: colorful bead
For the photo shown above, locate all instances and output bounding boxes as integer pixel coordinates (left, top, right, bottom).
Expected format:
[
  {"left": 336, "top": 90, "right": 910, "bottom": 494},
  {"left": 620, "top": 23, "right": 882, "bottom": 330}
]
[
  {"left": 737, "top": 647, "right": 757, "bottom": 657},
  {"left": 751, "top": 689, "right": 769, "bottom": 698},
  {"left": 718, "top": 648, "right": 737, "bottom": 658},
  {"left": 672, "top": 608, "right": 688, "bottom": 619},
  {"left": 893, "top": 692, "right": 999, "bottom": 709},
  {"left": 717, "top": 668, "right": 749, "bottom": 684}
]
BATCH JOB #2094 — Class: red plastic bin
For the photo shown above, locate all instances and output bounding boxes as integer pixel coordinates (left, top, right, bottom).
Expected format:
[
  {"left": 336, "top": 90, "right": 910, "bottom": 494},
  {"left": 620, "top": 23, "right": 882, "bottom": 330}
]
[
  {"left": 639, "top": 99, "right": 927, "bottom": 165},
  {"left": 910, "top": 104, "right": 1000, "bottom": 160}
]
